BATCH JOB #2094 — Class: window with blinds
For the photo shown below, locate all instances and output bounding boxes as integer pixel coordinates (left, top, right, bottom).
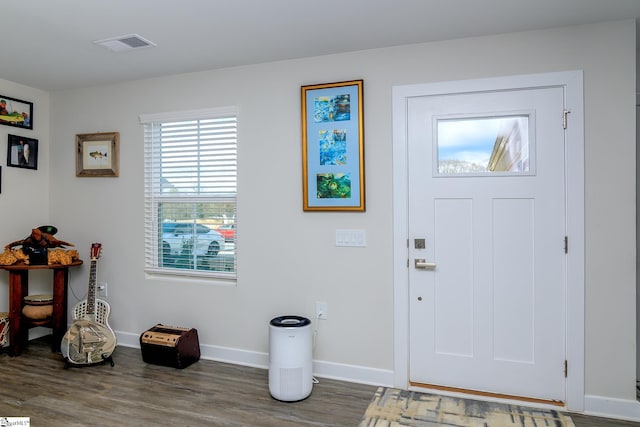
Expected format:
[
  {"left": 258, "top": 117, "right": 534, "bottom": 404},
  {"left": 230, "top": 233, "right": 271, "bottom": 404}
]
[{"left": 140, "top": 107, "right": 237, "bottom": 280}]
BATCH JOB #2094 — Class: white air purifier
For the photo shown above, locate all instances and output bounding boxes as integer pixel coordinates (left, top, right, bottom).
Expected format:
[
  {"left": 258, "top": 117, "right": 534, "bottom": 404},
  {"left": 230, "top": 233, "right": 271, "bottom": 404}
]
[{"left": 268, "top": 315, "right": 313, "bottom": 401}]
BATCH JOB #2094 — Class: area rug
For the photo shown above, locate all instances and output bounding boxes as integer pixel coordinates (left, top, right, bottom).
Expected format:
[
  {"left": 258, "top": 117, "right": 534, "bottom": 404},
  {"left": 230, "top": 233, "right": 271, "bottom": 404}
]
[{"left": 360, "top": 387, "right": 575, "bottom": 426}]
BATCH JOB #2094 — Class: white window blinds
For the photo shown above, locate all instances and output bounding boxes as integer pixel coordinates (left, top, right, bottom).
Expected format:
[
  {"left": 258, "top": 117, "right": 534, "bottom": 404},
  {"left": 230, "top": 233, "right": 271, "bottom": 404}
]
[{"left": 141, "top": 107, "right": 238, "bottom": 280}]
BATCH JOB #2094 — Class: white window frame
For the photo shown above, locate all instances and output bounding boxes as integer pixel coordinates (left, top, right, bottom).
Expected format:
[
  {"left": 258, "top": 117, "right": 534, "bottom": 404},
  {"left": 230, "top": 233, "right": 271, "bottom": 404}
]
[{"left": 140, "top": 106, "right": 238, "bottom": 282}]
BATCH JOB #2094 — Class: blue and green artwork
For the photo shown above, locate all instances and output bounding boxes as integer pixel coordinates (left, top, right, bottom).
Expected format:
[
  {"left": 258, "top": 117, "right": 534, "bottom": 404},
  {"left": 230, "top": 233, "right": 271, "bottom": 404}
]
[
  {"left": 319, "top": 129, "right": 347, "bottom": 165},
  {"left": 316, "top": 173, "right": 351, "bottom": 199},
  {"left": 314, "top": 94, "right": 351, "bottom": 123}
]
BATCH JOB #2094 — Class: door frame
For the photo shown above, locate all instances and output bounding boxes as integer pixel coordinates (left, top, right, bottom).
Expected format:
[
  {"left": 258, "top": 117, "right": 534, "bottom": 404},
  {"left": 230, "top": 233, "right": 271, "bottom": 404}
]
[{"left": 391, "top": 71, "right": 585, "bottom": 411}]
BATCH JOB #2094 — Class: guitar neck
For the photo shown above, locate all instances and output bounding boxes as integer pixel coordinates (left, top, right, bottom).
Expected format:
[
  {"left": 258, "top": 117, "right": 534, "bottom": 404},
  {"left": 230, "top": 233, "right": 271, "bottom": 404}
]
[
  {"left": 86, "top": 259, "right": 97, "bottom": 316},
  {"left": 84, "top": 242, "right": 102, "bottom": 319}
]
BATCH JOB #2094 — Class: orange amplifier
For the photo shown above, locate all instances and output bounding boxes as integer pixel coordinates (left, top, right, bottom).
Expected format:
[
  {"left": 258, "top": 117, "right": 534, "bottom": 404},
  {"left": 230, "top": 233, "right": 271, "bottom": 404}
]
[{"left": 140, "top": 324, "right": 200, "bottom": 369}]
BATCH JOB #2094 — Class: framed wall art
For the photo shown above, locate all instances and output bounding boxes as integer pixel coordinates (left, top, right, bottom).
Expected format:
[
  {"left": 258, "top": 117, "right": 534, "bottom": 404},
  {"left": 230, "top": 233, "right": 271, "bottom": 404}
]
[
  {"left": 301, "top": 79, "right": 365, "bottom": 211},
  {"left": 0, "top": 95, "right": 33, "bottom": 130},
  {"left": 76, "top": 132, "right": 119, "bottom": 177},
  {"left": 7, "top": 134, "right": 38, "bottom": 170}
]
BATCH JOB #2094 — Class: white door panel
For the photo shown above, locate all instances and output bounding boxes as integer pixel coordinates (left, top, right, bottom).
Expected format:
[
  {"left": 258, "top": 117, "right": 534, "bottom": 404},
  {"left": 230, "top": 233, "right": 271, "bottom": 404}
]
[{"left": 408, "top": 86, "right": 566, "bottom": 401}]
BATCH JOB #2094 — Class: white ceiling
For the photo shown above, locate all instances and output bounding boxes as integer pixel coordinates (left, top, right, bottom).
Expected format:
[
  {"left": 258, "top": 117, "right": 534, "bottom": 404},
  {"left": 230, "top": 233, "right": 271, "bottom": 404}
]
[{"left": 3, "top": 0, "right": 640, "bottom": 92}]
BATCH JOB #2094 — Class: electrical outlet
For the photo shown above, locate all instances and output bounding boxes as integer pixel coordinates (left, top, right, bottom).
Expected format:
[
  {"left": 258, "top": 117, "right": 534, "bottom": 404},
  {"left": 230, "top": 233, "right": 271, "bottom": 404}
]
[
  {"left": 98, "top": 282, "right": 108, "bottom": 297},
  {"left": 315, "top": 301, "right": 328, "bottom": 320}
]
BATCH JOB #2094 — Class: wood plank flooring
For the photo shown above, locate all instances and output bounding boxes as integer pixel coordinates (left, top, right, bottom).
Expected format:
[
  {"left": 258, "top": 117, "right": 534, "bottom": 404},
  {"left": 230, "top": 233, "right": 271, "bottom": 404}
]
[
  {"left": 0, "top": 337, "right": 374, "bottom": 426},
  {"left": 0, "top": 337, "right": 638, "bottom": 426}
]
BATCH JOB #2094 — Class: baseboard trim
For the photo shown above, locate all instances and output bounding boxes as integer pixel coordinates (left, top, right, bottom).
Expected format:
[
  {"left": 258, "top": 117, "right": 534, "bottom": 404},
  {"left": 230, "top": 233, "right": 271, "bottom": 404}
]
[
  {"left": 584, "top": 394, "right": 640, "bottom": 422},
  {"left": 116, "top": 331, "right": 393, "bottom": 387},
  {"left": 312, "top": 359, "right": 394, "bottom": 387}
]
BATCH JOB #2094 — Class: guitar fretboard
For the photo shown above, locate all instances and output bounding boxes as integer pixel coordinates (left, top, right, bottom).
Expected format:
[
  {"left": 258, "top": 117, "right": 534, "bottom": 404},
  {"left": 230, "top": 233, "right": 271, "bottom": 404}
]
[{"left": 86, "top": 258, "right": 97, "bottom": 315}]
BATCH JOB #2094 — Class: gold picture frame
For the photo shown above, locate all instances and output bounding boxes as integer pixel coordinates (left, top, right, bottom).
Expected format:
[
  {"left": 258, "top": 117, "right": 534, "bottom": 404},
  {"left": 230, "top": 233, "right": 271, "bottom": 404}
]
[
  {"left": 301, "top": 80, "right": 365, "bottom": 211},
  {"left": 76, "top": 132, "right": 119, "bottom": 177}
]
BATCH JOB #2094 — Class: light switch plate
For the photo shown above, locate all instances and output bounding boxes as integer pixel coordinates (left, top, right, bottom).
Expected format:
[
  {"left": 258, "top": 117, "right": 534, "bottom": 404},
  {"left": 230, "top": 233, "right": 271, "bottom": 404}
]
[{"left": 336, "top": 229, "right": 366, "bottom": 247}]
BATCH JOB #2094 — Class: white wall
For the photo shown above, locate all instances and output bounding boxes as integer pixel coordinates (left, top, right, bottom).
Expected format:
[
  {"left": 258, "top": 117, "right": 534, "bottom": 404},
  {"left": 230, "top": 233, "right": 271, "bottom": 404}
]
[
  {"left": 0, "top": 18, "right": 632, "bottom": 416},
  {"left": 0, "top": 80, "right": 51, "bottom": 311}
]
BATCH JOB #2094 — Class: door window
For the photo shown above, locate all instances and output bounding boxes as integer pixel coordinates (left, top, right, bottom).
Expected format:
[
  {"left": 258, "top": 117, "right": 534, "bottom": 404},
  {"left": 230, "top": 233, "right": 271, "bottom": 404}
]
[{"left": 435, "top": 114, "right": 532, "bottom": 175}]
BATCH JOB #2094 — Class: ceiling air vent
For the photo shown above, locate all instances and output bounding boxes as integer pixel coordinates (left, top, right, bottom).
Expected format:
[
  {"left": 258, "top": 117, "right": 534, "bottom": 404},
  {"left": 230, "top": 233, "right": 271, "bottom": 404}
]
[{"left": 93, "top": 34, "right": 156, "bottom": 52}]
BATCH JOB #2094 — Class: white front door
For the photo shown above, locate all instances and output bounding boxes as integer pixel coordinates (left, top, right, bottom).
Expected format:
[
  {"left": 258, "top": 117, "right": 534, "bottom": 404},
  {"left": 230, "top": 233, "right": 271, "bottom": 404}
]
[{"left": 407, "top": 86, "right": 567, "bottom": 402}]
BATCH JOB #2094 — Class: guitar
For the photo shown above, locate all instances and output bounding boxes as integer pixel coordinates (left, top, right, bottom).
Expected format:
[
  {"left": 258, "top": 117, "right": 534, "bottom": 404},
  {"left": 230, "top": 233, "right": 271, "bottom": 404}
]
[{"left": 61, "top": 243, "right": 116, "bottom": 366}]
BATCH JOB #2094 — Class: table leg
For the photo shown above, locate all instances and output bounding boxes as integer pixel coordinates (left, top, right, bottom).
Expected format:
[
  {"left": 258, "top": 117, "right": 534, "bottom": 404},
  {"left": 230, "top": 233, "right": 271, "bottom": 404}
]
[
  {"left": 8, "top": 270, "right": 28, "bottom": 356},
  {"left": 51, "top": 267, "right": 69, "bottom": 353}
]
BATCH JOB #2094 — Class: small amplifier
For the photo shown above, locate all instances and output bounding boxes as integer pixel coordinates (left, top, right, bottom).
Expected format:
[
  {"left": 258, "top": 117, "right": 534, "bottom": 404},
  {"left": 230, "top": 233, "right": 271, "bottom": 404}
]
[{"left": 140, "top": 324, "right": 200, "bottom": 369}]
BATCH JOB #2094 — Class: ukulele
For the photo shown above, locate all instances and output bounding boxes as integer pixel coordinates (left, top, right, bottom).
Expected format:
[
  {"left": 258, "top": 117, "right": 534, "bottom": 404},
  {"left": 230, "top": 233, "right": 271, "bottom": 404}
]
[{"left": 61, "top": 243, "right": 116, "bottom": 366}]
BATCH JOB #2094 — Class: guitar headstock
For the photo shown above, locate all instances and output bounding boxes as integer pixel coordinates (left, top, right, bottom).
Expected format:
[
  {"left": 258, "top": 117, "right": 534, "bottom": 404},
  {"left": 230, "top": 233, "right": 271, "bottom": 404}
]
[{"left": 90, "top": 243, "right": 102, "bottom": 261}]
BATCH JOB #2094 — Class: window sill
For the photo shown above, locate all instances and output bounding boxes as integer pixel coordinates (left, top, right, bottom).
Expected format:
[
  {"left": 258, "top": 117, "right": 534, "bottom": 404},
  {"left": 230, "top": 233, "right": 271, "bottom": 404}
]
[{"left": 144, "top": 268, "right": 237, "bottom": 286}]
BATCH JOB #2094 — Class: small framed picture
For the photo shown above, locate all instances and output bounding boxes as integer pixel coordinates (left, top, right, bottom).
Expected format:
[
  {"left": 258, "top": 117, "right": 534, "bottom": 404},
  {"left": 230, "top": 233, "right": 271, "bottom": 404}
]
[
  {"left": 76, "top": 132, "right": 119, "bottom": 177},
  {"left": 0, "top": 95, "right": 33, "bottom": 130},
  {"left": 7, "top": 134, "right": 38, "bottom": 170}
]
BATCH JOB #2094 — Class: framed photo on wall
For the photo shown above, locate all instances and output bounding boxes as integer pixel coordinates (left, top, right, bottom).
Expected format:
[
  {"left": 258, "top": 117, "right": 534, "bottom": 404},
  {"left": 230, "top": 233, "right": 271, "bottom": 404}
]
[
  {"left": 76, "top": 132, "right": 119, "bottom": 177},
  {"left": 301, "top": 80, "right": 365, "bottom": 211},
  {"left": 0, "top": 95, "right": 33, "bottom": 130},
  {"left": 7, "top": 134, "right": 38, "bottom": 170}
]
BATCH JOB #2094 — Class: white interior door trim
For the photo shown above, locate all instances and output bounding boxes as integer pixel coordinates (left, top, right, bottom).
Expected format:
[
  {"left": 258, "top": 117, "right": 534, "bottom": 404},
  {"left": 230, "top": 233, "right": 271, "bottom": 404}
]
[{"left": 392, "top": 71, "right": 585, "bottom": 411}]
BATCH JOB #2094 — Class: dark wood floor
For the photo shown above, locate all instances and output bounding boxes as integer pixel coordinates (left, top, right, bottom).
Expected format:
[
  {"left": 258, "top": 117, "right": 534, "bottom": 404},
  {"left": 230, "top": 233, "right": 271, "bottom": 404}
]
[
  {"left": 0, "top": 337, "right": 375, "bottom": 426},
  {"left": 0, "top": 337, "right": 639, "bottom": 426}
]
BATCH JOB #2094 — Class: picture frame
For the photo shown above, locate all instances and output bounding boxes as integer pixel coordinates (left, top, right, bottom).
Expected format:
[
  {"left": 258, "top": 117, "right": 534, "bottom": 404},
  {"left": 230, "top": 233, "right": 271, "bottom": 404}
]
[
  {"left": 76, "top": 132, "right": 119, "bottom": 177},
  {"left": 0, "top": 95, "right": 33, "bottom": 130},
  {"left": 7, "top": 134, "right": 38, "bottom": 170},
  {"left": 301, "top": 80, "right": 365, "bottom": 211}
]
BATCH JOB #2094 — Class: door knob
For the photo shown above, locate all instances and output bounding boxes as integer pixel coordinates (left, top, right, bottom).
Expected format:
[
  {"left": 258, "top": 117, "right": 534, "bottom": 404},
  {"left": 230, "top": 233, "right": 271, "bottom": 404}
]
[{"left": 414, "top": 259, "right": 436, "bottom": 270}]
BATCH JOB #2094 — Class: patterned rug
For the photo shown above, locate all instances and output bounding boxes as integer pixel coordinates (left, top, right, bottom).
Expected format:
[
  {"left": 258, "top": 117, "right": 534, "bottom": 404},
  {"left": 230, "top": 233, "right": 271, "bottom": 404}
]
[{"left": 360, "top": 387, "right": 575, "bottom": 426}]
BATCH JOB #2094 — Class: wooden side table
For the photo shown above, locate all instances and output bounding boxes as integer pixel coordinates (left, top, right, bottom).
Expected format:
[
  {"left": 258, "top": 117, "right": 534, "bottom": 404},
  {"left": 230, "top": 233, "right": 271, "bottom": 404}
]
[{"left": 0, "top": 260, "right": 83, "bottom": 356}]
